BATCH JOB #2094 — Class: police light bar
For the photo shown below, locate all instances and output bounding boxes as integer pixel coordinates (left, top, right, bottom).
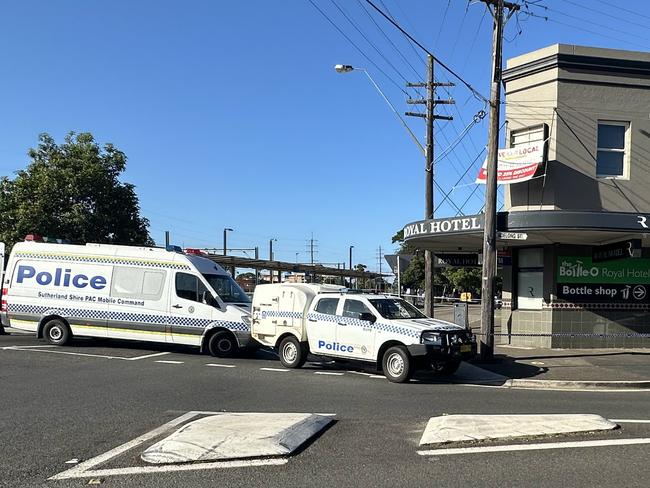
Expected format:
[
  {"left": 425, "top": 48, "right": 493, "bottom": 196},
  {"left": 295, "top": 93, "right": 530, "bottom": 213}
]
[
  {"left": 185, "top": 248, "right": 207, "bottom": 256},
  {"left": 24, "top": 234, "right": 44, "bottom": 242},
  {"left": 166, "top": 245, "right": 184, "bottom": 253}
]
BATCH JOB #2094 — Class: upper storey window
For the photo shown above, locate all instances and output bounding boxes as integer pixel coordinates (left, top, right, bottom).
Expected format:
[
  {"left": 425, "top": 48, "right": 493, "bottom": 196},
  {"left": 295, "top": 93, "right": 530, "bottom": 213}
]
[{"left": 596, "top": 121, "right": 630, "bottom": 179}]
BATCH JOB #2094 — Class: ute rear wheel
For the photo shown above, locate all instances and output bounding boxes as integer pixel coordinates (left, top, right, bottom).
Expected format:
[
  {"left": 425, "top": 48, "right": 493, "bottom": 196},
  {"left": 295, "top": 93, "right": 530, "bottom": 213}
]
[
  {"left": 278, "top": 336, "right": 307, "bottom": 369},
  {"left": 208, "top": 331, "right": 238, "bottom": 358},
  {"left": 43, "top": 319, "right": 71, "bottom": 346},
  {"left": 382, "top": 346, "right": 412, "bottom": 383}
]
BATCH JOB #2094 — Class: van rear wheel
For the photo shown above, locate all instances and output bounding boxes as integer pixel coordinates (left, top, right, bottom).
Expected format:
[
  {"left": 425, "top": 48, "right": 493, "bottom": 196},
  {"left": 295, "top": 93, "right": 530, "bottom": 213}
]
[
  {"left": 43, "top": 319, "right": 71, "bottom": 346},
  {"left": 208, "top": 331, "right": 238, "bottom": 358},
  {"left": 279, "top": 336, "right": 307, "bottom": 369}
]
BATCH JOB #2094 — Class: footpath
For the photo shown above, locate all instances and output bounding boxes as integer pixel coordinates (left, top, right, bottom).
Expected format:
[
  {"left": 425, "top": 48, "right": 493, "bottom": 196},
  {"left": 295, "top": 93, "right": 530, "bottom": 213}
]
[{"left": 463, "top": 345, "right": 650, "bottom": 390}]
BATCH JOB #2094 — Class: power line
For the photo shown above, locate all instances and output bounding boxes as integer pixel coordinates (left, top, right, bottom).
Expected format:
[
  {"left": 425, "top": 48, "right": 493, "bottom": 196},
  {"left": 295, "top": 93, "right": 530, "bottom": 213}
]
[
  {"left": 593, "top": 0, "right": 650, "bottom": 22},
  {"left": 307, "top": 0, "right": 408, "bottom": 94},
  {"left": 329, "top": 0, "right": 413, "bottom": 87},
  {"left": 365, "top": 0, "right": 490, "bottom": 104}
]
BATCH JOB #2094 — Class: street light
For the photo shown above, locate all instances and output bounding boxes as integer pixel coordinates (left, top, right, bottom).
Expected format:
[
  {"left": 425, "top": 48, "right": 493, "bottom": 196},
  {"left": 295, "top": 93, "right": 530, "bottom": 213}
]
[
  {"left": 295, "top": 252, "right": 300, "bottom": 263},
  {"left": 334, "top": 64, "right": 425, "bottom": 155},
  {"left": 223, "top": 228, "right": 233, "bottom": 256}
]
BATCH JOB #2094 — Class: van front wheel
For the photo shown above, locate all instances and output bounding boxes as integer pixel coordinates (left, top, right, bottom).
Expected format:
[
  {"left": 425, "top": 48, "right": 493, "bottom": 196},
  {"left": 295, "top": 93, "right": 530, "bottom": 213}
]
[
  {"left": 279, "top": 336, "right": 307, "bottom": 369},
  {"left": 208, "top": 331, "right": 238, "bottom": 358},
  {"left": 43, "top": 319, "right": 71, "bottom": 346}
]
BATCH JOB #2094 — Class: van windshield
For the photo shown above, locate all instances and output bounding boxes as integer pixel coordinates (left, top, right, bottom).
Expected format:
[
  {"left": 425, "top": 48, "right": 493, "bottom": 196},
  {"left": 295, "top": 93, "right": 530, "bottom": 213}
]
[
  {"left": 368, "top": 298, "right": 426, "bottom": 320},
  {"left": 202, "top": 274, "right": 250, "bottom": 304}
]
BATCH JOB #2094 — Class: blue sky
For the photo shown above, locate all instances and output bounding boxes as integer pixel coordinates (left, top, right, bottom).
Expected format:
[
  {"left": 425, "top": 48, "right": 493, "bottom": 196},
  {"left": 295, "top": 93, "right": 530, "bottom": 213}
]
[{"left": 2, "top": 0, "right": 650, "bottom": 273}]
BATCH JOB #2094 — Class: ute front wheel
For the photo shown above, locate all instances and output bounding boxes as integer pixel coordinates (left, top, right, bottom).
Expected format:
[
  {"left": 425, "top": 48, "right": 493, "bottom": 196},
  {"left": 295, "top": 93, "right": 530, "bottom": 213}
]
[{"left": 382, "top": 346, "right": 412, "bottom": 383}]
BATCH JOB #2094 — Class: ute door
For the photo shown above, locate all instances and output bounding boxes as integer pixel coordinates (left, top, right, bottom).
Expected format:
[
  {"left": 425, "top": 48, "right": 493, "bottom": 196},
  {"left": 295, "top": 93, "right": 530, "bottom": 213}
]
[
  {"left": 336, "top": 298, "right": 376, "bottom": 360},
  {"left": 306, "top": 297, "right": 339, "bottom": 354},
  {"left": 169, "top": 272, "right": 216, "bottom": 345}
]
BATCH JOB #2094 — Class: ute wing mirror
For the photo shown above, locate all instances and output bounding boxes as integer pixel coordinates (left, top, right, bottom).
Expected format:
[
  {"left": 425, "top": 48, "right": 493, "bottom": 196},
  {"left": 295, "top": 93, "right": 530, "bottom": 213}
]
[{"left": 359, "top": 312, "right": 377, "bottom": 323}]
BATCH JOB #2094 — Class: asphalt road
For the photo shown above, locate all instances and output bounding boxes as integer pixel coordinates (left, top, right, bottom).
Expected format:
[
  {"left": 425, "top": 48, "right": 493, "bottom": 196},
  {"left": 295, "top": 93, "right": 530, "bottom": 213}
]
[{"left": 1, "top": 332, "right": 649, "bottom": 488}]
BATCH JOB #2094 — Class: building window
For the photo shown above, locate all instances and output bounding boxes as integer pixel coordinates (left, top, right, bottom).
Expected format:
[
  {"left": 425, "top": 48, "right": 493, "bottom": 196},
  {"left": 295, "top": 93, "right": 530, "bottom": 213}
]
[
  {"left": 596, "top": 121, "right": 630, "bottom": 178},
  {"left": 510, "top": 123, "right": 546, "bottom": 148},
  {"left": 516, "top": 248, "right": 544, "bottom": 310}
]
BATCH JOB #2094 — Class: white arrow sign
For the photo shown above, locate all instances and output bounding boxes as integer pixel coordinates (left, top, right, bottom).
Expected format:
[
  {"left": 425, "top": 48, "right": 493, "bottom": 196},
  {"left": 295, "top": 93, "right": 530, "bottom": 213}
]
[{"left": 497, "top": 232, "right": 528, "bottom": 241}]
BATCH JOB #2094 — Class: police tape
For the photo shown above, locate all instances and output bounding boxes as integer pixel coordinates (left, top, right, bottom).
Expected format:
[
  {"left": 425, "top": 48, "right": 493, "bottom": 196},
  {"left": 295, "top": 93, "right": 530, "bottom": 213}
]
[{"left": 472, "top": 332, "right": 650, "bottom": 338}]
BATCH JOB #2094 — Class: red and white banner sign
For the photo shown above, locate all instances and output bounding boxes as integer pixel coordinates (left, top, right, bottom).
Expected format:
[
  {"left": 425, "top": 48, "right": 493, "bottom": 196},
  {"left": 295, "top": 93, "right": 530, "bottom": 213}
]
[{"left": 475, "top": 142, "right": 544, "bottom": 185}]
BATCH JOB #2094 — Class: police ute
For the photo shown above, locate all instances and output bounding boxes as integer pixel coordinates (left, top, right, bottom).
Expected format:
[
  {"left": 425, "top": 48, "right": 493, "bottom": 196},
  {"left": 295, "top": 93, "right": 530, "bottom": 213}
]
[
  {"left": 0, "top": 236, "right": 252, "bottom": 357},
  {"left": 251, "top": 284, "right": 477, "bottom": 383}
]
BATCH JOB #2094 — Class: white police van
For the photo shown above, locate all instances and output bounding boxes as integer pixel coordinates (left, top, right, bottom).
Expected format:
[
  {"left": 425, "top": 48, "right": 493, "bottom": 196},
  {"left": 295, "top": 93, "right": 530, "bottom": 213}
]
[
  {"left": 251, "top": 284, "right": 477, "bottom": 383},
  {"left": 0, "top": 237, "right": 252, "bottom": 357}
]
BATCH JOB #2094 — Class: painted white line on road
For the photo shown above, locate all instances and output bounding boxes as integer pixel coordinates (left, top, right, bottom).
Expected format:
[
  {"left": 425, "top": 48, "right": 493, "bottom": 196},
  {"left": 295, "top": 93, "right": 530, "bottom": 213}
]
[
  {"left": 126, "top": 352, "right": 171, "bottom": 361},
  {"left": 206, "top": 363, "right": 236, "bottom": 368},
  {"left": 50, "top": 411, "right": 198, "bottom": 480},
  {"left": 155, "top": 360, "right": 184, "bottom": 364},
  {"left": 56, "top": 458, "right": 288, "bottom": 479},
  {"left": 313, "top": 371, "right": 344, "bottom": 376},
  {"left": 64, "top": 458, "right": 79, "bottom": 464},
  {"left": 2, "top": 345, "right": 55, "bottom": 349},
  {"left": 417, "top": 438, "right": 650, "bottom": 457},
  {"left": 368, "top": 374, "right": 386, "bottom": 379},
  {"left": 610, "top": 419, "right": 650, "bottom": 424},
  {"left": 260, "top": 367, "right": 290, "bottom": 372},
  {"left": 347, "top": 371, "right": 372, "bottom": 377},
  {"left": 2, "top": 347, "right": 130, "bottom": 360}
]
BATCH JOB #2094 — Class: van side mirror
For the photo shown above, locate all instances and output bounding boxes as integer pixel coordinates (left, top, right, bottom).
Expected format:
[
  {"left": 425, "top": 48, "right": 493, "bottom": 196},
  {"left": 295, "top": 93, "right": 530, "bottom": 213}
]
[{"left": 359, "top": 312, "right": 376, "bottom": 323}]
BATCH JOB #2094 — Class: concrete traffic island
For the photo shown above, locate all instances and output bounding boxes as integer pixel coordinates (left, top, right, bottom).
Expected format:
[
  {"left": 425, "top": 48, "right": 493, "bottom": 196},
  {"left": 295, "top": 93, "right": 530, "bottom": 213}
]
[
  {"left": 141, "top": 413, "right": 333, "bottom": 464},
  {"left": 419, "top": 414, "right": 618, "bottom": 446}
]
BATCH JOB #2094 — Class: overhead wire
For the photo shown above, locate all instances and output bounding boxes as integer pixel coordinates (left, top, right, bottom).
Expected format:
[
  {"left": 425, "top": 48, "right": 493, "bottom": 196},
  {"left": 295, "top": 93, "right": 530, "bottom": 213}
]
[
  {"left": 307, "top": 0, "right": 409, "bottom": 94},
  {"left": 365, "top": 0, "right": 490, "bottom": 104}
]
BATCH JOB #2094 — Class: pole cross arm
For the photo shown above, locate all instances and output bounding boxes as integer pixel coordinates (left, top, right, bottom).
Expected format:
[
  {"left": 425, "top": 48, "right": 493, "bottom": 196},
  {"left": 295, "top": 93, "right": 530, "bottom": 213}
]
[
  {"left": 405, "top": 111, "right": 427, "bottom": 118},
  {"left": 434, "top": 99, "right": 455, "bottom": 105},
  {"left": 407, "top": 99, "right": 427, "bottom": 104},
  {"left": 433, "top": 115, "right": 454, "bottom": 121}
]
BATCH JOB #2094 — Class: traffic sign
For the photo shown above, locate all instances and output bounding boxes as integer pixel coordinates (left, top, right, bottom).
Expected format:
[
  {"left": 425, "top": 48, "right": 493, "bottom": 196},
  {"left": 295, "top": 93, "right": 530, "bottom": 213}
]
[{"left": 497, "top": 232, "right": 528, "bottom": 240}]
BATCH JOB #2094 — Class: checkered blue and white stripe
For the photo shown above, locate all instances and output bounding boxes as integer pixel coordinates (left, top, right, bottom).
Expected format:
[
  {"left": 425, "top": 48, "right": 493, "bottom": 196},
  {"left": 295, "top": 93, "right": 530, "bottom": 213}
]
[
  {"left": 14, "top": 252, "right": 191, "bottom": 270},
  {"left": 305, "top": 312, "right": 420, "bottom": 339},
  {"left": 260, "top": 310, "right": 303, "bottom": 320},
  {"left": 7, "top": 303, "right": 249, "bottom": 331}
]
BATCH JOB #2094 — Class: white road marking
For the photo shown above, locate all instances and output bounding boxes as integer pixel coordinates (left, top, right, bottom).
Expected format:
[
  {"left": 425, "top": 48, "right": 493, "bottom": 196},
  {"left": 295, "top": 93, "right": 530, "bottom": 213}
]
[
  {"left": 125, "top": 352, "right": 170, "bottom": 361},
  {"left": 155, "top": 360, "right": 184, "bottom": 364},
  {"left": 2, "top": 346, "right": 172, "bottom": 362},
  {"left": 610, "top": 419, "right": 650, "bottom": 424},
  {"left": 57, "top": 458, "right": 288, "bottom": 479},
  {"left": 347, "top": 371, "right": 372, "bottom": 377},
  {"left": 64, "top": 458, "right": 79, "bottom": 464},
  {"left": 313, "top": 371, "right": 344, "bottom": 376},
  {"left": 368, "top": 374, "right": 386, "bottom": 379},
  {"left": 50, "top": 410, "right": 325, "bottom": 480},
  {"left": 417, "top": 438, "right": 650, "bottom": 457},
  {"left": 260, "top": 367, "right": 290, "bottom": 372},
  {"left": 206, "top": 363, "right": 236, "bottom": 368}
]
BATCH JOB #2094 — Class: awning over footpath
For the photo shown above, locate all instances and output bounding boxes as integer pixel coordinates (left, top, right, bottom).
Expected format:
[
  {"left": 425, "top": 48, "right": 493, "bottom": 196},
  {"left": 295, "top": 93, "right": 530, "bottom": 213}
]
[{"left": 403, "top": 211, "right": 650, "bottom": 251}]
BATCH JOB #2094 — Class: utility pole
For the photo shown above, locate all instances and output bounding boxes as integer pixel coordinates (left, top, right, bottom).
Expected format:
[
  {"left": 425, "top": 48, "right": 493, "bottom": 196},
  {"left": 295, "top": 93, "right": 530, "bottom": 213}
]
[
  {"left": 406, "top": 54, "right": 454, "bottom": 318},
  {"left": 479, "top": 0, "right": 519, "bottom": 360},
  {"left": 254, "top": 246, "right": 259, "bottom": 286},
  {"left": 164, "top": 231, "right": 170, "bottom": 248},
  {"left": 349, "top": 245, "right": 354, "bottom": 289}
]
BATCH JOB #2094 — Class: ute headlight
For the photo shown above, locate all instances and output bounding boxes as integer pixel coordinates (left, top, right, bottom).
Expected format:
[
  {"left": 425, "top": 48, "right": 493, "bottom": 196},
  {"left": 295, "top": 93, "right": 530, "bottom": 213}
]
[
  {"left": 241, "top": 315, "right": 251, "bottom": 326},
  {"left": 421, "top": 331, "right": 442, "bottom": 345}
]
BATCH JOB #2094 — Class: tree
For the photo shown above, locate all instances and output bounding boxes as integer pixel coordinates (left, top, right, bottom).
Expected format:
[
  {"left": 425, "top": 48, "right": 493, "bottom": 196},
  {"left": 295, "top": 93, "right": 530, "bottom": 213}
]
[
  {"left": 236, "top": 272, "right": 256, "bottom": 280},
  {"left": 0, "top": 132, "right": 152, "bottom": 250},
  {"left": 442, "top": 267, "right": 482, "bottom": 297}
]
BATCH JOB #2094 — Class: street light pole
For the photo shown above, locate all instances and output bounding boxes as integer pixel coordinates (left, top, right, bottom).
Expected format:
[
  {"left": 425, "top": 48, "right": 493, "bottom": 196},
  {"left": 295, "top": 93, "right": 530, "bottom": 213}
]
[
  {"left": 349, "top": 245, "right": 354, "bottom": 289},
  {"left": 269, "top": 238, "right": 277, "bottom": 283},
  {"left": 223, "top": 228, "right": 233, "bottom": 256}
]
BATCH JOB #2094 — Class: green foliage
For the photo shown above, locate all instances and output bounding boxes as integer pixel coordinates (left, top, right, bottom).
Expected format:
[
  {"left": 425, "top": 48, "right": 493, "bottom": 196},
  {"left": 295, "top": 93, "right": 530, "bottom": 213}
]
[
  {"left": 401, "top": 255, "right": 424, "bottom": 291},
  {"left": 236, "top": 272, "right": 256, "bottom": 280},
  {"left": 442, "top": 267, "right": 482, "bottom": 296},
  {"left": 0, "top": 132, "right": 152, "bottom": 250}
]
